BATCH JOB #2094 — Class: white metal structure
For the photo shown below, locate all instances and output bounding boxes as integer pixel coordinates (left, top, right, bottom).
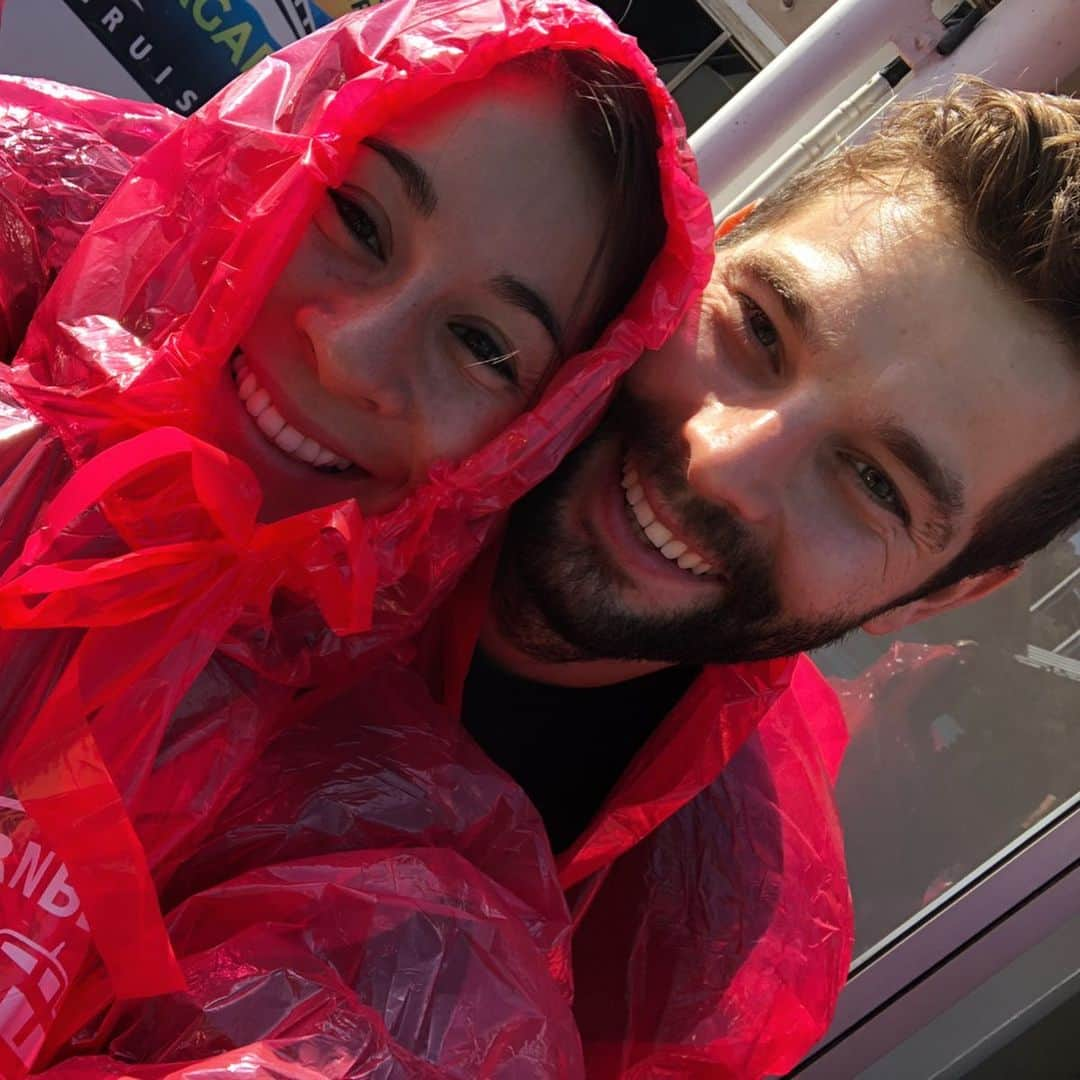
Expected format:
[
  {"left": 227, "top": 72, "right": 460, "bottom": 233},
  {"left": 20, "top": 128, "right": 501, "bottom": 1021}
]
[{"left": 690, "top": 0, "right": 1080, "bottom": 214}]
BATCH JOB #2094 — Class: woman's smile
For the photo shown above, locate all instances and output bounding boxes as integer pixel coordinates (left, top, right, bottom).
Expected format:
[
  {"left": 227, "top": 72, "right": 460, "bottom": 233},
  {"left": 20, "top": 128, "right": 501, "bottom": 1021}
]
[{"left": 233, "top": 353, "right": 355, "bottom": 473}]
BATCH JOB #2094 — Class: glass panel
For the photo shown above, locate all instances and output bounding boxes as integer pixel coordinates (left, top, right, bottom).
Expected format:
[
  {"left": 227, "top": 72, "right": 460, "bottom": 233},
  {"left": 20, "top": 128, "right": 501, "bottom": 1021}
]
[
  {"left": 592, "top": 0, "right": 725, "bottom": 65},
  {"left": 668, "top": 42, "right": 758, "bottom": 134},
  {"left": 815, "top": 529, "right": 1080, "bottom": 957},
  {"left": 591, "top": 0, "right": 760, "bottom": 134}
]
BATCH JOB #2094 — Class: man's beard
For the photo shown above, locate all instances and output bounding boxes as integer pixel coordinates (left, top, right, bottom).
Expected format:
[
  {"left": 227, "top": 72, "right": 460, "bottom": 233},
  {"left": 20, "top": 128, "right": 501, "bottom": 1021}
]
[{"left": 495, "top": 390, "right": 866, "bottom": 666}]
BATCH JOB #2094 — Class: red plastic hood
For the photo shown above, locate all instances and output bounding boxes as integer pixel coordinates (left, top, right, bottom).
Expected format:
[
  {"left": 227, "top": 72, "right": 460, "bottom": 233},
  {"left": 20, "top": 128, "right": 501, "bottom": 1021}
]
[{"left": 6, "top": 0, "right": 715, "bottom": 648}]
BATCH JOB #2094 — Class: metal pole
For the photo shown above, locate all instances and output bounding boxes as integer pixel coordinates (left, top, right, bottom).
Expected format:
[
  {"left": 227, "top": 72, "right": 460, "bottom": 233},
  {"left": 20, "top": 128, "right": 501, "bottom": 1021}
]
[
  {"left": 890, "top": 0, "right": 1080, "bottom": 101},
  {"left": 1029, "top": 566, "right": 1080, "bottom": 614},
  {"left": 716, "top": 69, "right": 897, "bottom": 221},
  {"left": 666, "top": 29, "right": 734, "bottom": 94},
  {"left": 689, "top": 0, "right": 942, "bottom": 205}
]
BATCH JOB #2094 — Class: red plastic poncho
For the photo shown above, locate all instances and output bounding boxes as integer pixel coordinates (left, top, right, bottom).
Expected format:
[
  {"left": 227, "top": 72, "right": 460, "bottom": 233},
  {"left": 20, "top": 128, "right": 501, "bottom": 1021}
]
[
  {"left": 0, "top": 1, "right": 715, "bottom": 1073},
  {"left": 564, "top": 656, "right": 852, "bottom": 1078},
  {"left": 31, "top": 653, "right": 852, "bottom": 1079}
]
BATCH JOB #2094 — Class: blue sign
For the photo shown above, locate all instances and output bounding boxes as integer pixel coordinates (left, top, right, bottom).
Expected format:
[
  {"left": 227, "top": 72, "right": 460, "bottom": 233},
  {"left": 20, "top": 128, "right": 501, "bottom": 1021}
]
[{"left": 60, "top": 1, "right": 375, "bottom": 115}]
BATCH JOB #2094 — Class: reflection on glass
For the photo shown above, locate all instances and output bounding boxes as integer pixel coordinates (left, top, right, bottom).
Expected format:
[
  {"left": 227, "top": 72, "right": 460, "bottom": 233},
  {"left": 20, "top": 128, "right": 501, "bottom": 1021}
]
[{"left": 815, "top": 529, "right": 1080, "bottom": 956}]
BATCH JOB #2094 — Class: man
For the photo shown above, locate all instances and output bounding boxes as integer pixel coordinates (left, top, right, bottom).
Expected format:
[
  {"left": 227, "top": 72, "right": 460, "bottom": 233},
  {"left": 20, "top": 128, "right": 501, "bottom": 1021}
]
[{"left": 458, "top": 79, "right": 1080, "bottom": 1075}]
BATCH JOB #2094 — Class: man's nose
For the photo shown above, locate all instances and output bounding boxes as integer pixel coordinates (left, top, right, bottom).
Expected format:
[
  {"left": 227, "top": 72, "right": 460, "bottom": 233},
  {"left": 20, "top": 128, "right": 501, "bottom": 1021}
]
[
  {"left": 685, "top": 398, "right": 815, "bottom": 524},
  {"left": 297, "top": 290, "right": 419, "bottom": 418}
]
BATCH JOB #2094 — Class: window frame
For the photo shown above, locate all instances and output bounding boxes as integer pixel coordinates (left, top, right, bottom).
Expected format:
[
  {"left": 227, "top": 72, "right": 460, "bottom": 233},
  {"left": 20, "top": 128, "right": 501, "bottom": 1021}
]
[{"left": 788, "top": 796, "right": 1080, "bottom": 1076}]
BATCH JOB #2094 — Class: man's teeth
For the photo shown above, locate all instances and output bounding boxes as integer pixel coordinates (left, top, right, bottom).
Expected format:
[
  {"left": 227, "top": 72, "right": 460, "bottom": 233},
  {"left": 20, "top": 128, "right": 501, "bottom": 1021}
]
[
  {"left": 621, "top": 461, "right": 714, "bottom": 576},
  {"left": 233, "top": 357, "right": 351, "bottom": 471}
]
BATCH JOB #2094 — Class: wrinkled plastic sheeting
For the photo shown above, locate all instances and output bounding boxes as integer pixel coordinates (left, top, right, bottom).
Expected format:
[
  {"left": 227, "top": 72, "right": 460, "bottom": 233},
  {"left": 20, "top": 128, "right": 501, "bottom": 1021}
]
[
  {"left": 0, "top": 0, "right": 713, "bottom": 1071},
  {"left": 0, "top": 76, "right": 177, "bottom": 377},
  {"left": 37, "top": 663, "right": 585, "bottom": 1078},
  {"left": 31, "top": 655, "right": 851, "bottom": 1080},
  {"left": 39, "top": 1040, "right": 462, "bottom": 1079}
]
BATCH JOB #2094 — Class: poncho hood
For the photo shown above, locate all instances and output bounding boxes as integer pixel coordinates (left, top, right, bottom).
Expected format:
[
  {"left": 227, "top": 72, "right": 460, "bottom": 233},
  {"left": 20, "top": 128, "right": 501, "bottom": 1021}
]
[{"left": 7, "top": 0, "right": 714, "bottom": 648}]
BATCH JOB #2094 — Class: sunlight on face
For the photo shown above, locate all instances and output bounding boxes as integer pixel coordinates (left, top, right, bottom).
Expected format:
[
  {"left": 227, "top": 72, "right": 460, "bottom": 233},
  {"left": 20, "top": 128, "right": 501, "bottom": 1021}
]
[
  {"left": 490, "top": 187, "right": 1080, "bottom": 671},
  {"left": 626, "top": 190, "right": 1080, "bottom": 623}
]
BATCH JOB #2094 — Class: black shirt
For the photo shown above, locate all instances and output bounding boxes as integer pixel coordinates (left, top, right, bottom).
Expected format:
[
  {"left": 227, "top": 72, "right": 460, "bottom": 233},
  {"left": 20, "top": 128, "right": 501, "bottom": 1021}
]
[{"left": 461, "top": 651, "right": 699, "bottom": 854}]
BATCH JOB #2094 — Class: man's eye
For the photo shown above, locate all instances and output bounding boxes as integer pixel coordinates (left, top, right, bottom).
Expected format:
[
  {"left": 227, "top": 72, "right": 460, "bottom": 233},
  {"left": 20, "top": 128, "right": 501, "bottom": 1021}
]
[
  {"left": 738, "top": 295, "right": 781, "bottom": 372},
  {"left": 329, "top": 189, "right": 384, "bottom": 261},
  {"left": 852, "top": 459, "right": 909, "bottom": 522},
  {"left": 450, "top": 322, "right": 519, "bottom": 387}
]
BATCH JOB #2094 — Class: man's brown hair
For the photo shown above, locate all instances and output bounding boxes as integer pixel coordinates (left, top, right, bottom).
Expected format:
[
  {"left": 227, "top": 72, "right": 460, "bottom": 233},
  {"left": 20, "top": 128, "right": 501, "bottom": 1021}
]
[{"left": 726, "top": 78, "right": 1080, "bottom": 596}]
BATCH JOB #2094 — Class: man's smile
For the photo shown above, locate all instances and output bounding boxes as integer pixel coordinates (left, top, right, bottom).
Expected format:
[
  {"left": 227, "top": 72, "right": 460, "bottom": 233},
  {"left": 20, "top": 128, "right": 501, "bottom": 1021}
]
[
  {"left": 621, "top": 455, "right": 715, "bottom": 575},
  {"left": 571, "top": 434, "right": 726, "bottom": 611}
]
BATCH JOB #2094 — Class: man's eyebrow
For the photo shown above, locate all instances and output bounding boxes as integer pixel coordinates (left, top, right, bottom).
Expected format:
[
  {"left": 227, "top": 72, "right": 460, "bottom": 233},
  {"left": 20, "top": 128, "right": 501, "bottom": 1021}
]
[
  {"left": 491, "top": 273, "right": 563, "bottom": 353},
  {"left": 363, "top": 137, "right": 437, "bottom": 218},
  {"left": 876, "top": 420, "right": 966, "bottom": 548},
  {"left": 737, "top": 250, "right": 824, "bottom": 349}
]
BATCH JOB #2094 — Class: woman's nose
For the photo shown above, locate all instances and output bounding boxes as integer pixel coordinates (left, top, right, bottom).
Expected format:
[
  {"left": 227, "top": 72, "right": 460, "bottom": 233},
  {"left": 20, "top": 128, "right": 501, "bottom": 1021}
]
[
  {"left": 685, "top": 398, "right": 815, "bottom": 525},
  {"left": 296, "top": 294, "right": 417, "bottom": 418}
]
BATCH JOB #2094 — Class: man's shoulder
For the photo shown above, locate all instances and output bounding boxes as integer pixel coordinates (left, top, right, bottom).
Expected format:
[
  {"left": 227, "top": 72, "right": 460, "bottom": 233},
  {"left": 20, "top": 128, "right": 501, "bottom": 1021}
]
[{"left": 697, "top": 653, "right": 847, "bottom": 778}]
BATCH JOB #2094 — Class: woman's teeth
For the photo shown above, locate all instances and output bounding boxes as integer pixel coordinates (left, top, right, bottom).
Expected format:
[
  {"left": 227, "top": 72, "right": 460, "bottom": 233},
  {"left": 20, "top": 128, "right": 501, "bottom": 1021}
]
[
  {"left": 621, "top": 460, "right": 714, "bottom": 576},
  {"left": 233, "top": 356, "right": 352, "bottom": 471}
]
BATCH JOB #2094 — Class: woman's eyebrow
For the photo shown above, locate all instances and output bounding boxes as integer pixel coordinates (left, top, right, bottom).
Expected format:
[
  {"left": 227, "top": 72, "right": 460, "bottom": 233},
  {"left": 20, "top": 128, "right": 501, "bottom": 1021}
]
[
  {"left": 363, "top": 137, "right": 437, "bottom": 217},
  {"left": 490, "top": 273, "right": 563, "bottom": 353}
]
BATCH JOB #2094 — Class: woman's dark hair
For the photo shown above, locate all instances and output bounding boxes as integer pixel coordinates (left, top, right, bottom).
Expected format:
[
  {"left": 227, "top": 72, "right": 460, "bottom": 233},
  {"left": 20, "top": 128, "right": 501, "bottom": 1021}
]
[{"left": 502, "top": 48, "right": 669, "bottom": 353}]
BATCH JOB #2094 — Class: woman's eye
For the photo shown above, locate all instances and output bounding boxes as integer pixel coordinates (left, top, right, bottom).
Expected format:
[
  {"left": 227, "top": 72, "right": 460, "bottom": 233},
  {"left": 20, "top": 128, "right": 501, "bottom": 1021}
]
[
  {"left": 738, "top": 295, "right": 782, "bottom": 372},
  {"left": 450, "top": 322, "right": 519, "bottom": 387},
  {"left": 329, "top": 189, "right": 384, "bottom": 261},
  {"left": 852, "top": 459, "right": 909, "bottom": 522}
]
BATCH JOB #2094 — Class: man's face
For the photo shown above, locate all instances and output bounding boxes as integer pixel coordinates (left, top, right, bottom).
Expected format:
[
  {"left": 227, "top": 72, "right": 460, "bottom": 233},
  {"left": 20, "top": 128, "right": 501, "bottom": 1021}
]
[{"left": 499, "top": 187, "right": 1080, "bottom": 664}]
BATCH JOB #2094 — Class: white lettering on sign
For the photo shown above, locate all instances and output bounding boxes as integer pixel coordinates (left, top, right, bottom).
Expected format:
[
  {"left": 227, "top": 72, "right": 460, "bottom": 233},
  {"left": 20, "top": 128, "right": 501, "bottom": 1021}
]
[
  {"left": 101, "top": 6, "right": 125, "bottom": 31},
  {"left": 9, "top": 844, "right": 55, "bottom": 900},
  {"left": 39, "top": 869, "right": 80, "bottom": 921},
  {"left": 0, "top": 817, "right": 89, "bottom": 933}
]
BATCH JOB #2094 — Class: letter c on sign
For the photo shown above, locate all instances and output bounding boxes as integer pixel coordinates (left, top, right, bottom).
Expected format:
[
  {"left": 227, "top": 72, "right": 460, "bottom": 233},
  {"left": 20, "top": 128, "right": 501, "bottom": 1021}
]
[{"left": 193, "top": 0, "right": 229, "bottom": 32}]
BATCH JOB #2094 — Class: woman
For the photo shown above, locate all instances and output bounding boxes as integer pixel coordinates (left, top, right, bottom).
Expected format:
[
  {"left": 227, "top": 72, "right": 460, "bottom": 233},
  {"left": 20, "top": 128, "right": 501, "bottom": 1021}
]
[{"left": 0, "top": 0, "right": 714, "bottom": 1074}]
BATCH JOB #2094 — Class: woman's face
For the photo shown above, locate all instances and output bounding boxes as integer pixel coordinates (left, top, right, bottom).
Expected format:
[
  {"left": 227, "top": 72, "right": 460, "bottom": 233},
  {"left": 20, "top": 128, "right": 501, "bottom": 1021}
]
[{"left": 230, "top": 70, "right": 610, "bottom": 519}]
